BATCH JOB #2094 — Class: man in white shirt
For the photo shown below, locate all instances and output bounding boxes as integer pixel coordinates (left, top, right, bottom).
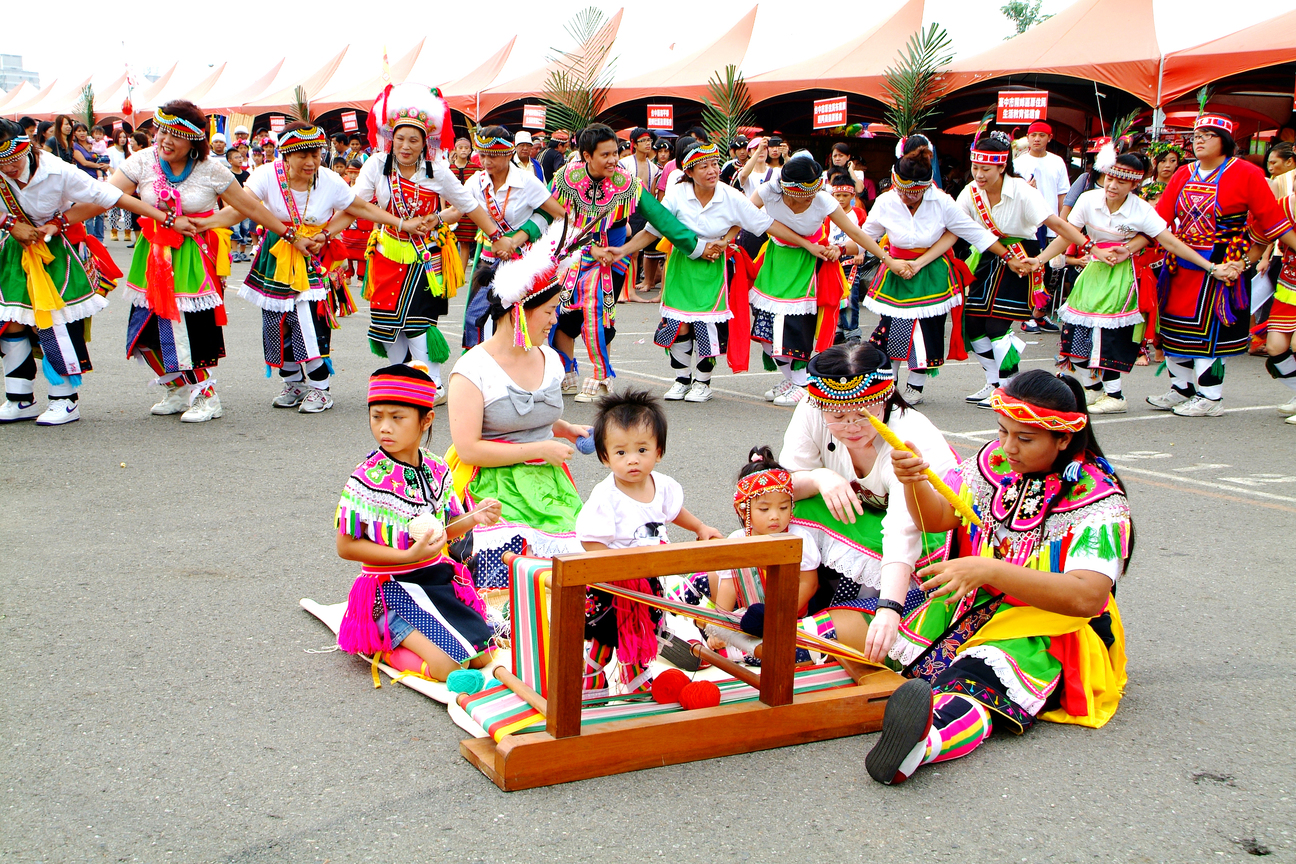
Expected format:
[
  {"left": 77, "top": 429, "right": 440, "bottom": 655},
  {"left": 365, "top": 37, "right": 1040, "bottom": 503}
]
[
  {"left": 209, "top": 133, "right": 229, "bottom": 167},
  {"left": 1012, "top": 120, "right": 1070, "bottom": 333}
]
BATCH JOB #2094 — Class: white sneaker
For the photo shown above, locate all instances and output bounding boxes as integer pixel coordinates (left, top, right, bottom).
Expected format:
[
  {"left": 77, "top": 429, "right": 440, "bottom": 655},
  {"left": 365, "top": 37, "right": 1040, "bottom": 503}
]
[
  {"left": 574, "top": 377, "right": 613, "bottom": 404},
  {"left": 1084, "top": 387, "right": 1104, "bottom": 406},
  {"left": 965, "top": 382, "right": 996, "bottom": 404},
  {"left": 151, "top": 383, "right": 190, "bottom": 415},
  {"left": 1277, "top": 395, "right": 1296, "bottom": 417},
  {"left": 772, "top": 384, "right": 805, "bottom": 407},
  {"left": 181, "top": 388, "right": 224, "bottom": 423},
  {"left": 903, "top": 386, "right": 925, "bottom": 405},
  {"left": 1286, "top": 413, "right": 1296, "bottom": 426},
  {"left": 1146, "top": 388, "right": 1191, "bottom": 411},
  {"left": 272, "top": 381, "right": 307, "bottom": 408},
  {"left": 764, "top": 379, "right": 792, "bottom": 402},
  {"left": 1172, "top": 394, "right": 1223, "bottom": 417},
  {"left": 1088, "top": 394, "right": 1128, "bottom": 415},
  {"left": 433, "top": 387, "right": 448, "bottom": 407},
  {"left": 663, "top": 381, "right": 690, "bottom": 401},
  {"left": 0, "top": 399, "right": 41, "bottom": 423},
  {"left": 561, "top": 371, "right": 580, "bottom": 396},
  {"left": 35, "top": 398, "right": 80, "bottom": 426},
  {"left": 684, "top": 381, "right": 713, "bottom": 403},
  {"left": 298, "top": 388, "right": 334, "bottom": 413}
]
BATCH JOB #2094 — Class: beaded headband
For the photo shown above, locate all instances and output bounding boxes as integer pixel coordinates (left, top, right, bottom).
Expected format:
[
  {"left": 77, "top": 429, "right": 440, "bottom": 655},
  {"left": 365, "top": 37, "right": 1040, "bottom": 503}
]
[
  {"left": 681, "top": 143, "right": 720, "bottom": 171},
  {"left": 1101, "top": 161, "right": 1144, "bottom": 183},
  {"left": 780, "top": 175, "right": 823, "bottom": 198},
  {"left": 154, "top": 109, "right": 207, "bottom": 141},
  {"left": 805, "top": 369, "right": 895, "bottom": 411},
  {"left": 278, "top": 126, "right": 328, "bottom": 154},
  {"left": 368, "top": 373, "right": 438, "bottom": 409},
  {"left": 989, "top": 388, "right": 1087, "bottom": 433},
  {"left": 970, "top": 147, "right": 1009, "bottom": 166},
  {"left": 473, "top": 131, "right": 515, "bottom": 154},
  {"left": 733, "top": 468, "right": 795, "bottom": 534},
  {"left": 1195, "top": 114, "right": 1236, "bottom": 136},
  {"left": 0, "top": 135, "right": 32, "bottom": 164},
  {"left": 830, "top": 183, "right": 855, "bottom": 194},
  {"left": 890, "top": 169, "right": 932, "bottom": 191}
]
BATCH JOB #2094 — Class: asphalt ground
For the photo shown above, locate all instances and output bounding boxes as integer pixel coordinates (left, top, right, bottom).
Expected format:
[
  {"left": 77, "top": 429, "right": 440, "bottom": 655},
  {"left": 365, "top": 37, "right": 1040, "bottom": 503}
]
[{"left": 3, "top": 244, "right": 1294, "bottom": 863}]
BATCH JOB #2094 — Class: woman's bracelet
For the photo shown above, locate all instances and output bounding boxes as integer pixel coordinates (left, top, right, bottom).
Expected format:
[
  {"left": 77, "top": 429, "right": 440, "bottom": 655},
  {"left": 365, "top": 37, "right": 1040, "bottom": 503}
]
[
  {"left": 319, "top": 228, "right": 332, "bottom": 242},
  {"left": 162, "top": 211, "right": 177, "bottom": 230},
  {"left": 397, "top": 217, "right": 404, "bottom": 234},
  {"left": 0, "top": 213, "right": 15, "bottom": 231},
  {"left": 487, "top": 227, "right": 504, "bottom": 243},
  {"left": 1079, "top": 238, "right": 1096, "bottom": 256},
  {"left": 282, "top": 226, "right": 298, "bottom": 243}
]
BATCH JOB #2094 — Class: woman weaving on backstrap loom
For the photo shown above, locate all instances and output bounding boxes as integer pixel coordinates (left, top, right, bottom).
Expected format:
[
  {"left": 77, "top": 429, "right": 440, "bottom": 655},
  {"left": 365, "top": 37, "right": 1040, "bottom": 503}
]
[{"left": 865, "top": 369, "right": 1131, "bottom": 786}]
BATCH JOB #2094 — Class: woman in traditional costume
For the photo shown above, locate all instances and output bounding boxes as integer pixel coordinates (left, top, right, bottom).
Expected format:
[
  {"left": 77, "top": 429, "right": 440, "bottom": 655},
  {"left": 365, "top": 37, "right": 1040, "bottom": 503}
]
[
  {"left": 353, "top": 84, "right": 511, "bottom": 394},
  {"left": 549, "top": 123, "right": 708, "bottom": 403},
  {"left": 1148, "top": 110, "right": 1296, "bottom": 416},
  {"left": 779, "top": 343, "right": 956, "bottom": 663},
  {"left": 108, "top": 100, "right": 311, "bottom": 423},
  {"left": 200, "top": 122, "right": 414, "bottom": 413},
  {"left": 1037, "top": 147, "right": 1227, "bottom": 415},
  {"left": 863, "top": 138, "right": 1029, "bottom": 404},
  {"left": 0, "top": 120, "right": 181, "bottom": 425},
  {"left": 747, "top": 152, "right": 899, "bottom": 407},
  {"left": 866, "top": 370, "right": 1132, "bottom": 786},
  {"left": 447, "top": 224, "right": 590, "bottom": 589},
  {"left": 1265, "top": 151, "right": 1296, "bottom": 423},
  {"left": 459, "top": 125, "right": 566, "bottom": 349},
  {"left": 956, "top": 132, "right": 1086, "bottom": 408}
]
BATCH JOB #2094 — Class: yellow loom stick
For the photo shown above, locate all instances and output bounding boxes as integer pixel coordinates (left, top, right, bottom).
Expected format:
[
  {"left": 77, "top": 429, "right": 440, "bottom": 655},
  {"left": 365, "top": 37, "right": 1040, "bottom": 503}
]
[{"left": 865, "top": 412, "right": 982, "bottom": 527}]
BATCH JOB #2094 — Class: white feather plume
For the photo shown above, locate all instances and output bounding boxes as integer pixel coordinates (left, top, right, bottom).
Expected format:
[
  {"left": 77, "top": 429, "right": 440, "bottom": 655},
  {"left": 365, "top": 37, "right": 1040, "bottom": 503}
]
[
  {"left": 492, "top": 218, "right": 571, "bottom": 306},
  {"left": 1094, "top": 139, "right": 1117, "bottom": 176}
]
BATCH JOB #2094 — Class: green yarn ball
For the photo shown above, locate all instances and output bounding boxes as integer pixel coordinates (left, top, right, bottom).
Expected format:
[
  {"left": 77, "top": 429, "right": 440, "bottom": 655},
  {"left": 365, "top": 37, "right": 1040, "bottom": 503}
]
[{"left": 446, "top": 668, "right": 485, "bottom": 694}]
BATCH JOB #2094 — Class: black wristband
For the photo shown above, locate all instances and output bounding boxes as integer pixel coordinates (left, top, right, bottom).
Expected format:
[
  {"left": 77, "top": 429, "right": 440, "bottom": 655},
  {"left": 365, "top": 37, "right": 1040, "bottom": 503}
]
[{"left": 875, "top": 598, "right": 905, "bottom": 616}]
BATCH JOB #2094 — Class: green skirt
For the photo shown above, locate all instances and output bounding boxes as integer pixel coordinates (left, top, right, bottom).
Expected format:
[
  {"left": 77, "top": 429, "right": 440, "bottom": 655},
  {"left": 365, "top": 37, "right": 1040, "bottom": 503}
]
[
  {"left": 659, "top": 247, "right": 728, "bottom": 321},
  {"left": 467, "top": 460, "right": 584, "bottom": 589},
  {"left": 862, "top": 255, "right": 960, "bottom": 319},
  {"left": 125, "top": 235, "right": 222, "bottom": 313},
  {"left": 1058, "top": 259, "right": 1142, "bottom": 328},
  {"left": 752, "top": 242, "right": 816, "bottom": 313},
  {"left": 0, "top": 234, "right": 105, "bottom": 326}
]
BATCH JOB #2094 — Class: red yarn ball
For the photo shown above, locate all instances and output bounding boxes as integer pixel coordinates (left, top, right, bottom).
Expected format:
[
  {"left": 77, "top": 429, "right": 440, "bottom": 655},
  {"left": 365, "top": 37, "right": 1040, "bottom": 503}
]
[
  {"left": 678, "top": 680, "right": 722, "bottom": 710},
  {"left": 652, "top": 668, "right": 690, "bottom": 704}
]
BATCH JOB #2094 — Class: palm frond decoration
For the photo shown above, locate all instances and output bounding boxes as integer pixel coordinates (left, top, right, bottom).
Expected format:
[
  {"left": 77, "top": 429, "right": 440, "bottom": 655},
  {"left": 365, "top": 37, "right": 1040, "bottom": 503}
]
[
  {"left": 77, "top": 84, "right": 95, "bottom": 129},
  {"left": 542, "top": 6, "right": 617, "bottom": 135},
  {"left": 292, "top": 85, "right": 311, "bottom": 123},
  {"left": 1195, "top": 85, "right": 1214, "bottom": 117},
  {"left": 701, "top": 65, "right": 754, "bottom": 150},
  {"left": 881, "top": 23, "right": 954, "bottom": 141}
]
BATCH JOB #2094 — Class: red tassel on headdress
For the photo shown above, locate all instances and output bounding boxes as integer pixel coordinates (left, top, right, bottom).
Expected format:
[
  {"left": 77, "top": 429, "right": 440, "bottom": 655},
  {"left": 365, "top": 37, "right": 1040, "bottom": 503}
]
[
  {"left": 338, "top": 575, "right": 393, "bottom": 655},
  {"left": 368, "top": 84, "right": 392, "bottom": 152},
  {"left": 433, "top": 87, "right": 455, "bottom": 153}
]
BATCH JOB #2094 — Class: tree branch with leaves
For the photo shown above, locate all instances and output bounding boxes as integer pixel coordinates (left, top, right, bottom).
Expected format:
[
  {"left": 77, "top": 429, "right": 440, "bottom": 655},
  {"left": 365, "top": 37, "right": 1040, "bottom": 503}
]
[
  {"left": 701, "top": 65, "right": 754, "bottom": 151},
  {"left": 1001, "top": 0, "right": 1051, "bottom": 36},
  {"left": 542, "top": 6, "right": 617, "bottom": 135},
  {"left": 881, "top": 23, "right": 954, "bottom": 141}
]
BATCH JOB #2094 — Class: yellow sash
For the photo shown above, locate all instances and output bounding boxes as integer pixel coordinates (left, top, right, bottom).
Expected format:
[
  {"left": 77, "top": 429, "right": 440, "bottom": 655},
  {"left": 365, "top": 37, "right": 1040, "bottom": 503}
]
[
  {"left": 270, "top": 224, "right": 325, "bottom": 293},
  {"left": 959, "top": 599, "right": 1127, "bottom": 729},
  {"left": 22, "top": 240, "right": 61, "bottom": 328},
  {"left": 214, "top": 227, "right": 233, "bottom": 278},
  {"left": 443, "top": 445, "right": 480, "bottom": 504}
]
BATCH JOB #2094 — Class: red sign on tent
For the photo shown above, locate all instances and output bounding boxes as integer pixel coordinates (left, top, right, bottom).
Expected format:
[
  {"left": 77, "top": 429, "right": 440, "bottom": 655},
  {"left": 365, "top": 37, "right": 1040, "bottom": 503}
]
[
  {"left": 522, "top": 105, "right": 547, "bottom": 130},
  {"left": 813, "top": 97, "right": 848, "bottom": 130},
  {"left": 997, "top": 91, "right": 1049, "bottom": 124},
  {"left": 270, "top": 116, "right": 285, "bottom": 133},
  {"left": 342, "top": 111, "right": 358, "bottom": 133},
  {"left": 647, "top": 105, "right": 673, "bottom": 131},
  {"left": 111, "top": 120, "right": 122, "bottom": 132}
]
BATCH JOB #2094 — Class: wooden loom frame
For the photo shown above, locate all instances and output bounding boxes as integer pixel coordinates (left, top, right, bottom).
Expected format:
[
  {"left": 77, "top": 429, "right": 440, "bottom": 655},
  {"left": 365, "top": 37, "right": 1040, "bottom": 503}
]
[{"left": 460, "top": 535, "right": 905, "bottom": 790}]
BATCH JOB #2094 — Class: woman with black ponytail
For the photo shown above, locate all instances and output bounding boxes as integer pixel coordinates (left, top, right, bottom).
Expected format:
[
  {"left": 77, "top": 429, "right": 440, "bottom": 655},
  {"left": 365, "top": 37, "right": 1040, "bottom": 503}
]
[{"left": 867, "top": 369, "right": 1134, "bottom": 786}]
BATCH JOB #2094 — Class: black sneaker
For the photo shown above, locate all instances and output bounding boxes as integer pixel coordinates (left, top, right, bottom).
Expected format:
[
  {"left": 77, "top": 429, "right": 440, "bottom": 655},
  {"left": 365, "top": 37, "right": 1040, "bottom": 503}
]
[
  {"left": 1021, "top": 319, "right": 1040, "bottom": 333},
  {"left": 1036, "top": 318, "right": 1061, "bottom": 333},
  {"left": 865, "top": 678, "right": 934, "bottom": 785}
]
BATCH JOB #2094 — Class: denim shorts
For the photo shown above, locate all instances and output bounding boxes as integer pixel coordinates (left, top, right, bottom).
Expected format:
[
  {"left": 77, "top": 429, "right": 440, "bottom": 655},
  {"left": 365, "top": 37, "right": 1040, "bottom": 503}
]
[{"left": 381, "top": 609, "right": 415, "bottom": 648}]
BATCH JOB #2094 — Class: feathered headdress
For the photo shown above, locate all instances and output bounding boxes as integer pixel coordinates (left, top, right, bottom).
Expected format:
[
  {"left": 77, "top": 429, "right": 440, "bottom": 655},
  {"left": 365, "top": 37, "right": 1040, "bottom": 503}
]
[
  {"left": 490, "top": 219, "right": 576, "bottom": 349},
  {"left": 366, "top": 83, "right": 455, "bottom": 157},
  {"left": 1193, "top": 85, "right": 1237, "bottom": 137},
  {"left": 1095, "top": 111, "right": 1143, "bottom": 181}
]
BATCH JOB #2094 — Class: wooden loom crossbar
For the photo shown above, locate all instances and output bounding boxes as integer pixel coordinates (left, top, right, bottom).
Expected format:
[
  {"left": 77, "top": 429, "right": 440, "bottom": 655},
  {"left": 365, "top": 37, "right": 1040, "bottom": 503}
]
[{"left": 459, "top": 535, "right": 905, "bottom": 790}]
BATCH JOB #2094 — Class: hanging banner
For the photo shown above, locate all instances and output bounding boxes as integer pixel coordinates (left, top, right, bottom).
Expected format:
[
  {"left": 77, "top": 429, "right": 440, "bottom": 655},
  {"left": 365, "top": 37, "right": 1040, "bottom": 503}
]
[
  {"left": 270, "top": 115, "right": 286, "bottom": 133},
  {"left": 111, "top": 120, "right": 123, "bottom": 132},
  {"left": 812, "top": 97, "right": 849, "bottom": 131},
  {"left": 342, "top": 110, "right": 359, "bottom": 133},
  {"left": 522, "top": 104, "right": 547, "bottom": 130},
  {"left": 647, "top": 104, "right": 673, "bottom": 131},
  {"left": 997, "top": 90, "right": 1049, "bottom": 124}
]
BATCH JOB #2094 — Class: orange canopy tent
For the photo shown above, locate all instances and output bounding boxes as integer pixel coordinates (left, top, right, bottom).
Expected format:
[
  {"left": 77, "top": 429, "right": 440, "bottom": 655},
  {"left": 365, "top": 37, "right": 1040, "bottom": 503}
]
[
  {"left": 440, "top": 39, "right": 518, "bottom": 120},
  {"left": 13, "top": 76, "right": 95, "bottom": 122},
  {"left": 473, "top": 9, "right": 623, "bottom": 120},
  {"left": 602, "top": 6, "right": 758, "bottom": 110},
  {"left": 131, "top": 62, "right": 228, "bottom": 122},
  {"left": 745, "top": 0, "right": 924, "bottom": 104},
  {"left": 943, "top": 0, "right": 1161, "bottom": 104},
  {"left": 194, "top": 60, "right": 285, "bottom": 117},
  {"left": 239, "top": 47, "right": 350, "bottom": 116},
  {"left": 2, "top": 79, "right": 65, "bottom": 121},
  {"left": 312, "top": 41, "right": 426, "bottom": 113},
  {"left": 1159, "top": 8, "right": 1296, "bottom": 104}
]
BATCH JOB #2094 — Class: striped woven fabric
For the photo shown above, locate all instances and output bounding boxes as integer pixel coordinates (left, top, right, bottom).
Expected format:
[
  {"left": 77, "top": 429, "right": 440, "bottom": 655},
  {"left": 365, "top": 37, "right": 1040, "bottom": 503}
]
[
  {"left": 732, "top": 567, "right": 764, "bottom": 608},
  {"left": 509, "top": 556, "right": 552, "bottom": 696},
  {"left": 463, "top": 663, "right": 856, "bottom": 742}
]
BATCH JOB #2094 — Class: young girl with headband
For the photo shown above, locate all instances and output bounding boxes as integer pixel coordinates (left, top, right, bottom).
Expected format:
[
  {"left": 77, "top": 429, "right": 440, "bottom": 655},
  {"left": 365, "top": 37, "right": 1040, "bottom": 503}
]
[{"left": 867, "top": 369, "right": 1133, "bottom": 786}]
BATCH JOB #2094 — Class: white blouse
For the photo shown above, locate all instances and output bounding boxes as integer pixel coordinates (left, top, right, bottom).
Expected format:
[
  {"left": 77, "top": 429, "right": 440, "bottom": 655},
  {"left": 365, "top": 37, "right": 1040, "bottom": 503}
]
[
  {"left": 865, "top": 187, "right": 997, "bottom": 252},
  {"left": 1067, "top": 188, "right": 1167, "bottom": 243},
  {"left": 466, "top": 163, "right": 551, "bottom": 231},
  {"left": 243, "top": 164, "right": 357, "bottom": 226},
  {"left": 758, "top": 184, "right": 838, "bottom": 236},
  {"left": 353, "top": 152, "right": 479, "bottom": 215},
  {"left": 649, "top": 181, "right": 772, "bottom": 243},
  {"left": 779, "top": 400, "right": 957, "bottom": 570},
  {"left": 956, "top": 176, "right": 1051, "bottom": 240},
  {"left": 119, "top": 147, "right": 234, "bottom": 214},
  {"left": 1, "top": 155, "right": 120, "bottom": 225}
]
